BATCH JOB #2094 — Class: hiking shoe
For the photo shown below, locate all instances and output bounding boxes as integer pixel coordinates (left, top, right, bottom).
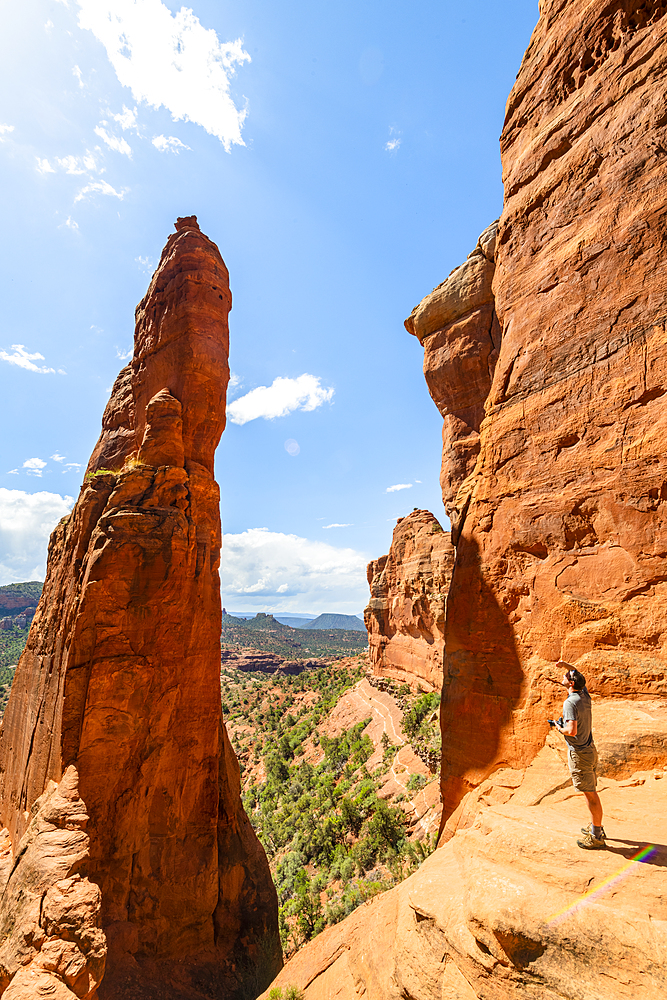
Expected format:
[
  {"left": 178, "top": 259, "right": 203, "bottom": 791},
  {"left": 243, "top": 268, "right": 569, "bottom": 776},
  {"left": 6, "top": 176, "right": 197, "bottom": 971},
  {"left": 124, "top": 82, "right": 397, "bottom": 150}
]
[
  {"left": 580, "top": 824, "right": 606, "bottom": 838},
  {"left": 577, "top": 832, "right": 606, "bottom": 850}
]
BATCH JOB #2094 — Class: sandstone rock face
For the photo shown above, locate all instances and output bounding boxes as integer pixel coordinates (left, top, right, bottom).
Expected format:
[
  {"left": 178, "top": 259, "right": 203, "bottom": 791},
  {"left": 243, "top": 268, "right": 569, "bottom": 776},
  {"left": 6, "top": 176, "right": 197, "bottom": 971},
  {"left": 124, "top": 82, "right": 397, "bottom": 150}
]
[
  {"left": 0, "top": 218, "right": 281, "bottom": 998},
  {"left": 0, "top": 767, "right": 105, "bottom": 1000},
  {"left": 365, "top": 511, "right": 454, "bottom": 692},
  {"left": 259, "top": 699, "right": 667, "bottom": 1000},
  {"left": 405, "top": 223, "right": 500, "bottom": 520},
  {"left": 407, "top": 0, "right": 667, "bottom": 825}
]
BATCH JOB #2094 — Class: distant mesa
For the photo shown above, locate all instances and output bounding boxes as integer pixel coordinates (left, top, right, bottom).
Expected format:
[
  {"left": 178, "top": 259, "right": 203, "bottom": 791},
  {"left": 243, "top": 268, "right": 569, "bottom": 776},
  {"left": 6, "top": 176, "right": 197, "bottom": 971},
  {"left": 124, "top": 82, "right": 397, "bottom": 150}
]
[{"left": 299, "top": 613, "right": 367, "bottom": 632}]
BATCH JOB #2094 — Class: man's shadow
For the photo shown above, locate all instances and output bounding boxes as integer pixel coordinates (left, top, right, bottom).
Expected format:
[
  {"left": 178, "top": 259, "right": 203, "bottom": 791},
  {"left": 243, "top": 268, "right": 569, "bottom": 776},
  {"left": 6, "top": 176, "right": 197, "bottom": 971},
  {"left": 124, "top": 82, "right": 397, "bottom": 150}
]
[{"left": 603, "top": 839, "right": 667, "bottom": 868}]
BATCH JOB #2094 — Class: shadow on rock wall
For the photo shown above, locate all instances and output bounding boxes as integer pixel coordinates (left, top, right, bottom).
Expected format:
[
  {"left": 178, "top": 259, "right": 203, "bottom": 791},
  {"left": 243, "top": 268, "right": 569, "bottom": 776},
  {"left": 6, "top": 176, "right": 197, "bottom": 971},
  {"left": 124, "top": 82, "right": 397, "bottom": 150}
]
[{"left": 439, "top": 533, "right": 523, "bottom": 833}]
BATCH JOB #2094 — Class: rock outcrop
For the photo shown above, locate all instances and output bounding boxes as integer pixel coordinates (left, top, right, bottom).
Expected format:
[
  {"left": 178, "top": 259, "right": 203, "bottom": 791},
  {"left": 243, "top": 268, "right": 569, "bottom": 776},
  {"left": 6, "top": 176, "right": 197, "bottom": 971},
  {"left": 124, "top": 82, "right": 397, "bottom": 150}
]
[
  {"left": 365, "top": 510, "right": 454, "bottom": 692},
  {"left": 261, "top": 2, "right": 667, "bottom": 997},
  {"left": 405, "top": 224, "right": 499, "bottom": 525},
  {"left": 0, "top": 217, "right": 281, "bottom": 998},
  {"left": 408, "top": 0, "right": 667, "bottom": 826}
]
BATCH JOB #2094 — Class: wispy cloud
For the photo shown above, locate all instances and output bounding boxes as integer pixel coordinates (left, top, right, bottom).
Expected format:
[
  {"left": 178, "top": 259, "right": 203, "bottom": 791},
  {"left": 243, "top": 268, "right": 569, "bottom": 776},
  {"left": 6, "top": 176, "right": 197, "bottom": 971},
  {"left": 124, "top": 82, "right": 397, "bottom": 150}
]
[
  {"left": 152, "top": 134, "right": 190, "bottom": 153},
  {"left": 0, "top": 345, "right": 55, "bottom": 374},
  {"left": 62, "top": 216, "right": 79, "bottom": 231},
  {"left": 323, "top": 523, "right": 352, "bottom": 529},
  {"left": 384, "top": 126, "right": 401, "bottom": 152},
  {"left": 76, "top": 0, "right": 251, "bottom": 150},
  {"left": 228, "top": 374, "right": 334, "bottom": 426},
  {"left": 56, "top": 152, "right": 98, "bottom": 174},
  {"left": 94, "top": 124, "right": 132, "bottom": 156},
  {"left": 112, "top": 105, "right": 138, "bottom": 130},
  {"left": 51, "top": 453, "right": 66, "bottom": 463},
  {"left": 0, "top": 124, "right": 14, "bottom": 140},
  {"left": 385, "top": 483, "right": 412, "bottom": 493},
  {"left": 115, "top": 346, "right": 133, "bottom": 360},
  {"left": 72, "top": 65, "right": 84, "bottom": 87},
  {"left": 74, "top": 180, "right": 126, "bottom": 202},
  {"left": 135, "top": 255, "right": 154, "bottom": 274},
  {"left": 36, "top": 157, "right": 55, "bottom": 174},
  {"left": 23, "top": 458, "right": 47, "bottom": 477}
]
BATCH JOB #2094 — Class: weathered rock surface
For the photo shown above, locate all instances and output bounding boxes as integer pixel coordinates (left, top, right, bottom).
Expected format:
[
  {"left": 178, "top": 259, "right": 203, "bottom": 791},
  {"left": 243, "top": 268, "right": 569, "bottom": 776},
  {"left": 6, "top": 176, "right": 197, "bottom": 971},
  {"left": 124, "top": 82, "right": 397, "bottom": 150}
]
[
  {"left": 0, "top": 767, "right": 105, "bottom": 1000},
  {"left": 406, "top": 0, "right": 667, "bottom": 826},
  {"left": 259, "top": 700, "right": 667, "bottom": 1000},
  {"left": 405, "top": 224, "right": 500, "bottom": 519},
  {"left": 0, "top": 217, "right": 281, "bottom": 997},
  {"left": 365, "top": 511, "right": 454, "bottom": 692}
]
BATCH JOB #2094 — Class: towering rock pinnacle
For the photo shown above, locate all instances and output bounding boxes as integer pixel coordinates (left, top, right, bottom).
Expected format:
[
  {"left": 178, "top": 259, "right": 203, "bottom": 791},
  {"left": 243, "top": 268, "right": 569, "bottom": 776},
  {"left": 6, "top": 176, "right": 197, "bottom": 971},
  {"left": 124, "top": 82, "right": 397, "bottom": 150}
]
[{"left": 0, "top": 217, "right": 281, "bottom": 998}]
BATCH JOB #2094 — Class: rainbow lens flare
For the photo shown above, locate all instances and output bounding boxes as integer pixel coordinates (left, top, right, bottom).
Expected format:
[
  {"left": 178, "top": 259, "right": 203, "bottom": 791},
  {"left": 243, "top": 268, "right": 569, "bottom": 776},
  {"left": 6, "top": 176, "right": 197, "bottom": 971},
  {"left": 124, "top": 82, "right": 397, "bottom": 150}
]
[{"left": 546, "top": 844, "right": 657, "bottom": 925}]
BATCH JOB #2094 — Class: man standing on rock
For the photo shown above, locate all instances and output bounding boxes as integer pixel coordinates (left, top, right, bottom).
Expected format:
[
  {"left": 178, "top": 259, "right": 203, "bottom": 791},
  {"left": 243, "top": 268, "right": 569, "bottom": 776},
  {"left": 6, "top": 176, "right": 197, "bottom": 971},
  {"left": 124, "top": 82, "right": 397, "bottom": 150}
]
[{"left": 552, "top": 662, "right": 605, "bottom": 850}]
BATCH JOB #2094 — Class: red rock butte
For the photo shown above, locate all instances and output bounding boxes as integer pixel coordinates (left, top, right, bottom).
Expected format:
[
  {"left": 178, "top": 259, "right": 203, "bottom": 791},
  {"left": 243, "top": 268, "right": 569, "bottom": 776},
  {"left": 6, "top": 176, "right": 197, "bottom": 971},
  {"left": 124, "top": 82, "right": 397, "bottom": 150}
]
[
  {"left": 0, "top": 217, "right": 281, "bottom": 999},
  {"left": 259, "top": 3, "right": 667, "bottom": 998}
]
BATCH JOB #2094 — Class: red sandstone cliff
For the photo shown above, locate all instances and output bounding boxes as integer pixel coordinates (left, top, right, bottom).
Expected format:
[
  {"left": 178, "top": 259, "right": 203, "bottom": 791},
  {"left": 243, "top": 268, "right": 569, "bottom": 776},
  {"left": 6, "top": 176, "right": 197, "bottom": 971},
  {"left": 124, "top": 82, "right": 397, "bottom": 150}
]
[
  {"left": 260, "top": 3, "right": 667, "bottom": 997},
  {"left": 365, "top": 510, "right": 454, "bottom": 692},
  {"left": 0, "top": 217, "right": 281, "bottom": 999}
]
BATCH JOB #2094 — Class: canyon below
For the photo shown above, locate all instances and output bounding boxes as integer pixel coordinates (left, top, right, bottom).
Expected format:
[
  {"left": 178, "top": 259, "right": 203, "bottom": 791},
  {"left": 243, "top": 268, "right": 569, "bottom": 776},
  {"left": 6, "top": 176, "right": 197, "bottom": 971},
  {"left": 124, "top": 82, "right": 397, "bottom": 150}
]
[{"left": 1, "top": 1, "right": 667, "bottom": 999}]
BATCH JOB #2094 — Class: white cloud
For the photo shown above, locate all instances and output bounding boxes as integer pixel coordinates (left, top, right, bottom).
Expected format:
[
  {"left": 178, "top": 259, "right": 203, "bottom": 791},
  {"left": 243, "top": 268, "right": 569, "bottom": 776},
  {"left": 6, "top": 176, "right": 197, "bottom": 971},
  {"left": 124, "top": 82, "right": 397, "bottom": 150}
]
[
  {"left": 0, "top": 124, "right": 14, "bottom": 139},
  {"left": 57, "top": 152, "right": 98, "bottom": 174},
  {"left": 384, "top": 126, "right": 401, "bottom": 152},
  {"left": 7, "top": 470, "right": 18, "bottom": 475},
  {"left": 94, "top": 124, "right": 132, "bottom": 156},
  {"left": 284, "top": 438, "right": 300, "bottom": 457},
  {"left": 59, "top": 216, "right": 80, "bottom": 232},
  {"left": 152, "top": 134, "right": 190, "bottom": 153},
  {"left": 112, "top": 105, "right": 138, "bottom": 130},
  {"left": 23, "top": 458, "right": 47, "bottom": 477},
  {"left": 77, "top": 0, "right": 251, "bottom": 150},
  {"left": 73, "top": 65, "right": 84, "bottom": 87},
  {"left": 45, "top": 20, "right": 54, "bottom": 32},
  {"left": 36, "top": 157, "right": 55, "bottom": 174},
  {"left": 323, "top": 523, "right": 352, "bottom": 529},
  {"left": 135, "top": 255, "right": 154, "bottom": 274},
  {"left": 115, "top": 346, "right": 133, "bottom": 360},
  {"left": 385, "top": 483, "right": 412, "bottom": 493},
  {"left": 228, "top": 374, "right": 334, "bottom": 426},
  {"left": 0, "top": 345, "right": 55, "bottom": 374},
  {"left": 51, "top": 453, "right": 66, "bottom": 463},
  {"left": 74, "top": 180, "right": 126, "bottom": 202},
  {"left": 220, "top": 528, "right": 369, "bottom": 614},
  {"left": 0, "top": 489, "right": 74, "bottom": 585}
]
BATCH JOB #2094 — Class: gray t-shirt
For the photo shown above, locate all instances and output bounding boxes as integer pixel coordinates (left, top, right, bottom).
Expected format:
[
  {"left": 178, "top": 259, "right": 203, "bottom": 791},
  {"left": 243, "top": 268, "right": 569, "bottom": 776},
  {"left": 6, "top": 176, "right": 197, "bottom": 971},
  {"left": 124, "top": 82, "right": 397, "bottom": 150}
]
[{"left": 563, "top": 688, "right": 593, "bottom": 749}]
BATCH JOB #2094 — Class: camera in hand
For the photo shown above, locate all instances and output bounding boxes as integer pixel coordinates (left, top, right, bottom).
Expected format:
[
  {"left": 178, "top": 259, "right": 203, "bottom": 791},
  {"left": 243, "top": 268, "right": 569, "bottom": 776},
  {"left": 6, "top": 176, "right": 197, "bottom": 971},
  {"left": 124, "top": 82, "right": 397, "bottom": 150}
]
[{"left": 548, "top": 717, "right": 564, "bottom": 728}]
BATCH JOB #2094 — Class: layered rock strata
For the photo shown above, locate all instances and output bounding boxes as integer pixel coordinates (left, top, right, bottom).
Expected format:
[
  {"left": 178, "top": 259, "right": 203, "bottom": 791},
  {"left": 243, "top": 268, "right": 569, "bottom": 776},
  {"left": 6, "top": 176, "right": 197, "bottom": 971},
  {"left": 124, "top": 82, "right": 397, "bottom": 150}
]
[
  {"left": 0, "top": 217, "right": 281, "bottom": 998},
  {"left": 409, "top": 0, "right": 667, "bottom": 826},
  {"left": 365, "top": 510, "right": 454, "bottom": 692}
]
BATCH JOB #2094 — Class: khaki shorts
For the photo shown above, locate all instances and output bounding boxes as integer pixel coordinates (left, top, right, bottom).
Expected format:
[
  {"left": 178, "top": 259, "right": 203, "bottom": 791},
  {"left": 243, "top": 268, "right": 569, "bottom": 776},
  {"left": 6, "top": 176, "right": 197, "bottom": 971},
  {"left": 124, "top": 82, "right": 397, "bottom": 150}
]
[{"left": 567, "top": 742, "right": 598, "bottom": 792}]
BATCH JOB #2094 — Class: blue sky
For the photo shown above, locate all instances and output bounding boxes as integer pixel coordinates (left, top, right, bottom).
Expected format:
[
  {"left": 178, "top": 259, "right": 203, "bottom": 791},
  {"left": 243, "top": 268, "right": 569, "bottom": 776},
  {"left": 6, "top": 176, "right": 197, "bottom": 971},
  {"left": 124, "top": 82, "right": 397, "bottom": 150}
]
[{"left": 0, "top": 0, "right": 538, "bottom": 613}]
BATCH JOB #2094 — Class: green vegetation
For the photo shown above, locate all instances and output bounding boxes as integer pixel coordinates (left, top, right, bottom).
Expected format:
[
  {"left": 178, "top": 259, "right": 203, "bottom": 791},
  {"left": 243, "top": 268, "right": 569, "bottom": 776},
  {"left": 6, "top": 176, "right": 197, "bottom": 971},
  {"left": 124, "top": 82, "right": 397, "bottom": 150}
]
[
  {"left": 0, "top": 626, "right": 29, "bottom": 714},
  {"left": 268, "top": 987, "right": 304, "bottom": 1000},
  {"left": 222, "top": 612, "right": 367, "bottom": 660},
  {"left": 223, "top": 659, "right": 436, "bottom": 957}
]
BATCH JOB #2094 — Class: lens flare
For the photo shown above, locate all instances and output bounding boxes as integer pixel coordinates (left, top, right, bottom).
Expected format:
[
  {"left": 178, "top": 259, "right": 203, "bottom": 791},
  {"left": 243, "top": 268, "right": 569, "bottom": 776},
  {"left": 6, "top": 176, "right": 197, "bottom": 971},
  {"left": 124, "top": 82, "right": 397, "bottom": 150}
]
[{"left": 546, "top": 844, "right": 657, "bottom": 926}]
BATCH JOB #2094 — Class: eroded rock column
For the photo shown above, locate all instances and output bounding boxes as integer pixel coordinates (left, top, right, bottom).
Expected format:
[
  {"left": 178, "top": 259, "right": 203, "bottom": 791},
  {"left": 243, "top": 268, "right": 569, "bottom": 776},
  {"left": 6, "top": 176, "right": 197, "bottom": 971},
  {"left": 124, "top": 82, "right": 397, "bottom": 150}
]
[{"left": 0, "top": 217, "right": 281, "bottom": 998}]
